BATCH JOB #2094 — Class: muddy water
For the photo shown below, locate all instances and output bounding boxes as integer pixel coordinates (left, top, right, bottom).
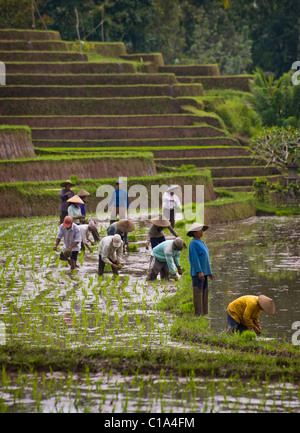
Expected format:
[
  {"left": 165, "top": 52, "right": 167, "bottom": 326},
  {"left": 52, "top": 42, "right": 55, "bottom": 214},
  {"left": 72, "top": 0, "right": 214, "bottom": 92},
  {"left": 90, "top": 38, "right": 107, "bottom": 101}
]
[
  {"left": 205, "top": 216, "right": 300, "bottom": 340},
  {"left": 1, "top": 215, "right": 298, "bottom": 345},
  {"left": 0, "top": 214, "right": 299, "bottom": 413},
  {"left": 0, "top": 371, "right": 299, "bottom": 413}
]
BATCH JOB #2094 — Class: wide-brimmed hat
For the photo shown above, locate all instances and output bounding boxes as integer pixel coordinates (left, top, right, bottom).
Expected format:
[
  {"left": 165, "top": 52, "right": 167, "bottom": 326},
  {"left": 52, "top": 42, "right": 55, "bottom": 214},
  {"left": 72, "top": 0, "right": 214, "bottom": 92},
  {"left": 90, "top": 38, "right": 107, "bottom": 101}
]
[
  {"left": 173, "top": 237, "right": 184, "bottom": 250},
  {"left": 67, "top": 194, "right": 84, "bottom": 204},
  {"left": 60, "top": 179, "right": 74, "bottom": 187},
  {"left": 63, "top": 216, "right": 73, "bottom": 228},
  {"left": 77, "top": 189, "right": 90, "bottom": 197},
  {"left": 112, "top": 234, "right": 122, "bottom": 247},
  {"left": 166, "top": 184, "right": 180, "bottom": 193},
  {"left": 150, "top": 215, "right": 171, "bottom": 227},
  {"left": 258, "top": 295, "right": 275, "bottom": 315},
  {"left": 116, "top": 219, "right": 135, "bottom": 233},
  {"left": 187, "top": 222, "right": 209, "bottom": 237}
]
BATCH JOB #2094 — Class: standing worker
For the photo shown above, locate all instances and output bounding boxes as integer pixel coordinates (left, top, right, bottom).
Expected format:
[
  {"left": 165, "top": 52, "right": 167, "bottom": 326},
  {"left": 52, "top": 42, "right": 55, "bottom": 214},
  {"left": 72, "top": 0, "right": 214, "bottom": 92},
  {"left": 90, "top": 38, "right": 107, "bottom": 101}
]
[
  {"left": 59, "top": 179, "right": 75, "bottom": 224},
  {"left": 105, "top": 180, "right": 129, "bottom": 224},
  {"left": 147, "top": 237, "right": 184, "bottom": 281},
  {"left": 77, "top": 189, "right": 90, "bottom": 221},
  {"left": 98, "top": 234, "right": 123, "bottom": 276},
  {"left": 187, "top": 222, "right": 214, "bottom": 316},
  {"left": 67, "top": 195, "right": 85, "bottom": 225},
  {"left": 226, "top": 295, "right": 275, "bottom": 334},
  {"left": 54, "top": 216, "right": 81, "bottom": 270},
  {"left": 162, "top": 185, "right": 181, "bottom": 228},
  {"left": 146, "top": 215, "right": 179, "bottom": 249}
]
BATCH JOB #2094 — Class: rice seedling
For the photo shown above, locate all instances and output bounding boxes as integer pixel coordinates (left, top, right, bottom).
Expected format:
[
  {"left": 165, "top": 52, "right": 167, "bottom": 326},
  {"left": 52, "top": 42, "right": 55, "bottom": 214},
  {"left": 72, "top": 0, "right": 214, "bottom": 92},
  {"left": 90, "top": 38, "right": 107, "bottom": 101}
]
[{"left": 0, "top": 215, "right": 299, "bottom": 412}]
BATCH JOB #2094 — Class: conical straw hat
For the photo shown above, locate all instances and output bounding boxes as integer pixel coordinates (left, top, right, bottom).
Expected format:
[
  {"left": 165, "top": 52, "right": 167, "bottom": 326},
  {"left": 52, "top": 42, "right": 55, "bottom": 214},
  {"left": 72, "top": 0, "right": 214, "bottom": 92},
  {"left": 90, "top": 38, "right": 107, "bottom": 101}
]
[
  {"left": 77, "top": 189, "right": 90, "bottom": 197},
  {"left": 150, "top": 215, "right": 171, "bottom": 227},
  {"left": 116, "top": 219, "right": 135, "bottom": 232},
  {"left": 258, "top": 295, "right": 275, "bottom": 315},
  {"left": 67, "top": 194, "right": 84, "bottom": 204}
]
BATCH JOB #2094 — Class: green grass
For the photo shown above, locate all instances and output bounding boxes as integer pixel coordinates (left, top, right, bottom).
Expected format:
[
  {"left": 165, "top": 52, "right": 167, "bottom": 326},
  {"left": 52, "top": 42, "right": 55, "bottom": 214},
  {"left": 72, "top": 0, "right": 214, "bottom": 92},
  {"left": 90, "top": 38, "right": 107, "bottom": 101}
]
[
  {"left": 205, "top": 89, "right": 262, "bottom": 138},
  {"left": 0, "top": 151, "right": 154, "bottom": 164},
  {"left": 253, "top": 198, "right": 300, "bottom": 216},
  {"left": 34, "top": 145, "right": 238, "bottom": 154}
]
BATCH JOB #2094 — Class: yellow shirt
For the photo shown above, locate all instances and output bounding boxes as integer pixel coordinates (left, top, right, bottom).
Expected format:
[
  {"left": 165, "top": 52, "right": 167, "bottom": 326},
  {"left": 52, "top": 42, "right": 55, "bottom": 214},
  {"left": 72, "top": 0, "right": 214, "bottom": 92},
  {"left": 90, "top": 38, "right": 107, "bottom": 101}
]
[{"left": 227, "top": 295, "right": 263, "bottom": 330}]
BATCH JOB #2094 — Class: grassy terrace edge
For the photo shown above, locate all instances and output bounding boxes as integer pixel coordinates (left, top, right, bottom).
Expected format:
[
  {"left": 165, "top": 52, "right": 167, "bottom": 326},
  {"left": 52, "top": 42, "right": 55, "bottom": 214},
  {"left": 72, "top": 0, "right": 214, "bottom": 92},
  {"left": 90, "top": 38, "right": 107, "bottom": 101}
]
[{"left": 0, "top": 339, "right": 299, "bottom": 380}]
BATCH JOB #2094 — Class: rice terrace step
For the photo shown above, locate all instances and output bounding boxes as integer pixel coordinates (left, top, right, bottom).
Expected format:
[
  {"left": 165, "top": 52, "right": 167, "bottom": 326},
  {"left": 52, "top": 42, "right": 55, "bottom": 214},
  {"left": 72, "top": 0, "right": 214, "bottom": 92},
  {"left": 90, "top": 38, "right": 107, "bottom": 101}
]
[
  {"left": 30, "top": 125, "right": 227, "bottom": 140},
  {"left": 0, "top": 114, "right": 222, "bottom": 128},
  {"left": 3, "top": 62, "right": 136, "bottom": 74},
  {"left": 32, "top": 137, "right": 237, "bottom": 148},
  {"left": 1, "top": 84, "right": 204, "bottom": 98},
  {"left": 5, "top": 73, "right": 178, "bottom": 86}
]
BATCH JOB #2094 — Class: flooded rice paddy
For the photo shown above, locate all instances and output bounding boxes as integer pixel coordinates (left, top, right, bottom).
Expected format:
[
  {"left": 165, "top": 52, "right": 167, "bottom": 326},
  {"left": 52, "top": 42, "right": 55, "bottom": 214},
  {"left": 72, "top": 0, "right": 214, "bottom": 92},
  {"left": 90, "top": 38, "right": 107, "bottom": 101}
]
[
  {"left": 0, "top": 214, "right": 299, "bottom": 413},
  {"left": 207, "top": 216, "right": 300, "bottom": 340}
]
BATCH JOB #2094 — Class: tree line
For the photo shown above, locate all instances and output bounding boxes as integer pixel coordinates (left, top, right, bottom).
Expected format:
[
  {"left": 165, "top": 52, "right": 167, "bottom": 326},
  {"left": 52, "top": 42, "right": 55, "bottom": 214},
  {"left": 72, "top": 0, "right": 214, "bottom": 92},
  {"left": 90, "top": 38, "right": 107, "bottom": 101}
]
[{"left": 1, "top": 0, "right": 300, "bottom": 76}]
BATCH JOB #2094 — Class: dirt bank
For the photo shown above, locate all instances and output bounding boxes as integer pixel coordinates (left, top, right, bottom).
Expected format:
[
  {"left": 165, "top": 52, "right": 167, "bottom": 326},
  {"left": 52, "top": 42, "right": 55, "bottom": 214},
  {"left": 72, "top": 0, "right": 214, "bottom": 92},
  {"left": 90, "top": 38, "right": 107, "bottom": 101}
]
[
  {"left": 0, "top": 154, "right": 156, "bottom": 183},
  {"left": 0, "top": 126, "right": 35, "bottom": 160}
]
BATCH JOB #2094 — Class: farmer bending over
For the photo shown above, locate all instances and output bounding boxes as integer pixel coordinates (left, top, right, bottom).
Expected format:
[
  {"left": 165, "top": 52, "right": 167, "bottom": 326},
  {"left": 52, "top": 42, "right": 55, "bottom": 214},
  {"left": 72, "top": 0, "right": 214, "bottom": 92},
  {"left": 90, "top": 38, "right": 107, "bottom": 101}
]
[
  {"left": 147, "top": 237, "right": 184, "bottom": 281},
  {"left": 54, "top": 216, "right": 81, "bottom": 270},
  {"left": 98, "top": 234, "right": 123, "bottom": 276},
  {"left": 227, "top": 295, "right": 275, "bottom": 335}
]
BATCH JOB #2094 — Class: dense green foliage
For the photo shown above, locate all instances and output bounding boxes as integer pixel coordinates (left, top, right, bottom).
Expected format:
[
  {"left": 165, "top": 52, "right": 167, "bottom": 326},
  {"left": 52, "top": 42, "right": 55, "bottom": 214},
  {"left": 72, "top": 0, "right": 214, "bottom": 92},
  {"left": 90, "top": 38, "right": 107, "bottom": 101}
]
[
  {"left": 249, "top": 68, "right": 300, "bottom": 127},
  {"left": 249, "top": 126, "right": 300, "bottom": 174},
  {"left": 1, "top": 0, "right": 298, "bottom": 76}
]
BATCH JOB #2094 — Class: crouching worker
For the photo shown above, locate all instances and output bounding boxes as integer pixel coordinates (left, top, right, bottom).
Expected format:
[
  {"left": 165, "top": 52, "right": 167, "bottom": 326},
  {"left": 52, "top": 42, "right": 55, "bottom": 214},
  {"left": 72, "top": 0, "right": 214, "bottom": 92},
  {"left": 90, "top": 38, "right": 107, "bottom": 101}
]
[
  {"left": 147, "top": 237, "right": 184, "bottom": 281},
  {"left": 107, "top": 219, "right": 135, "bottom": 252},
  {"left": 54, "top": 216, "right": 81, "bottom": 270},
  {"left": 79, "top": 220, "right": 97, "bottom": 252},
  {"left": 98, "top": 234, "right": 123, "bottom": 276},
  {"left": 227, "top": 294, "right": 275, "bottom": 335}
]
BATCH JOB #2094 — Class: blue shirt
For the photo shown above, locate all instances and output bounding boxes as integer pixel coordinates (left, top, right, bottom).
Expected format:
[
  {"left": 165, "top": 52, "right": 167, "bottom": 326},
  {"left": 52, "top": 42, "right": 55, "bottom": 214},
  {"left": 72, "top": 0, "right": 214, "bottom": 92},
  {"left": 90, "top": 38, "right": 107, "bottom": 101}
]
[
  {"left": 188, "top": 238, "right": 212, "bottom": 276},
  {"left": 108, "top": 189, "right": 129, "bottom": 208},
  {"left": 78, "top": 201, "right": 86, "bottom": 217},
  {"left": 152, "top": 240, "right": 181, "bottom": 275}
]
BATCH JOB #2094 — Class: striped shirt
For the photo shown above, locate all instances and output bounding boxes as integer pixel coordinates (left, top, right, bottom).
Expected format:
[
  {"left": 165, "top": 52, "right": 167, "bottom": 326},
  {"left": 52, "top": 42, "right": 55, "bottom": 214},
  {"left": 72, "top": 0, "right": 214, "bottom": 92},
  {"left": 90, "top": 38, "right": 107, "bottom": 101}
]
[
  {"left": 152, "top": 240, "right": 181, "bottom": 275},
  {"left": 57, "top": 223, "right": 81, "bottom": 251}
]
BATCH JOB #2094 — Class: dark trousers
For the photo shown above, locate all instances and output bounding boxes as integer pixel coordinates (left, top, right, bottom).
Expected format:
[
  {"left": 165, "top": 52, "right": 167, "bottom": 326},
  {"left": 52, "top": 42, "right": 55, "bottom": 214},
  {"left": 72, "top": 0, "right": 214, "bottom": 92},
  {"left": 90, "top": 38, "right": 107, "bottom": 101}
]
[
  {"left": 60, "top": 210, "right": 68, "bottom": 224},
  {"left": 147, "top": 258, "right": 170, "bottom": 280},
  {"left": 192, "top": 276, "right": 208, "bottom": 316},
  {"left": 98, "top": 254, "right": 119, "bottom": 276},
  {"left": 150, "top": 236, "right": 166, "bottom": 249},
  {"left": 163, "top": 208, "right": 175, "bottom": 228},
  {"left": 226, "top": 313, "right": 248, "bottom": 333}
]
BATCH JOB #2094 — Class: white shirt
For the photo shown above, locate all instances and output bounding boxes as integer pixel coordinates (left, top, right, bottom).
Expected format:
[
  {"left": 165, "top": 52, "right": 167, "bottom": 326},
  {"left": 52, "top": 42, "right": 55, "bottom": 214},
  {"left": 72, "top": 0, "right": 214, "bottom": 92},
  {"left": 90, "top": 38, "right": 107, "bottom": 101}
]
[
  {"left": 79, "top": 224, "right": 93, "bottom": 245},
  {"left": 162, "top": 192, "right": 181, "bottom": 210},
  {"left": 99, "top": 236, "right": 123, "bottom": 265}
]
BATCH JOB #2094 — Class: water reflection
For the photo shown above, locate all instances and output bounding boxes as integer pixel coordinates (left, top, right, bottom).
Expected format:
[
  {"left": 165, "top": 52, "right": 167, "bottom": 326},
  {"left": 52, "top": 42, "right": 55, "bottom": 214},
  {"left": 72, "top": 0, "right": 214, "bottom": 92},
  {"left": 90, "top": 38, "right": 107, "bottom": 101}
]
[{"left": 205, "top": 216, "right": 300, "bottom": 339}]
